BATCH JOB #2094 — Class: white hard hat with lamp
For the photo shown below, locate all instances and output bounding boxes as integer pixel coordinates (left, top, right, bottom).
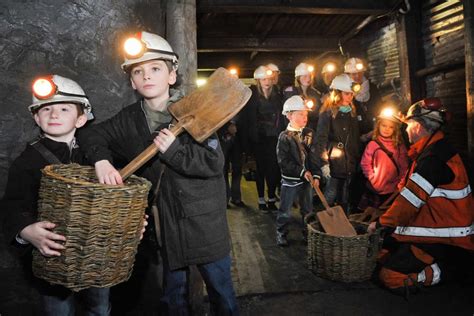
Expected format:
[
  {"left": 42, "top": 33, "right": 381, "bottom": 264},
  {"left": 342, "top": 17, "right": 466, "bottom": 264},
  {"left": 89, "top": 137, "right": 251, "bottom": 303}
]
[
  {"left": 329, "top": 74, "right": 360, "bottom": 93},
  {"left": 295, "top": 63, "right": 314, "bottom": 77},
  {"left": 266, "top": 63, "right": 280, "bottom": 73},
  {"left": 282, "top": 95, "right": 313, "bottom": 115},
  {"left": 344, "top": 57, "right": 366, "bottom": 73},
  {"left": 377, "top": 107, "right": 400, "bottom": 123},
  {"left": 121, "top": 31, "right": 179, "bottom": 71},
  {"left": 254, "top": 65, "right": 273, "bottom": 79},
  {"left": 29, "top": 75, "right": 93, "bottom": 120}
]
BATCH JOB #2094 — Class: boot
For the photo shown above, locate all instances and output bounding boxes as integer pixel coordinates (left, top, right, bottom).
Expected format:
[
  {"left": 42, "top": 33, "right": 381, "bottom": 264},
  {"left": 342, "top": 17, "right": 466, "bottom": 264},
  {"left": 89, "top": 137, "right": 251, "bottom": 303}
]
[
  {"left": 276, "top": 232, "right": 289, "bottom": 247},
  {"left": 267, "top": 201, "right": 278, "bottom": 211}
]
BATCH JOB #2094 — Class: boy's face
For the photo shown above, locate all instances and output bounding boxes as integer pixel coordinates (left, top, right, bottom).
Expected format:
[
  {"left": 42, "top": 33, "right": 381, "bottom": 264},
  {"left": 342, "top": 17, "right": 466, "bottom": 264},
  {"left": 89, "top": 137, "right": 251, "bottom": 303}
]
[
  {"left": 34, "top": 103, "right": 87, "bottom": 142},
  {"left": 130, "top": 60, "right": 177, "bottom": 101},
  {"left": 287, "top": 110, "right": 308, "bottom": 129}
]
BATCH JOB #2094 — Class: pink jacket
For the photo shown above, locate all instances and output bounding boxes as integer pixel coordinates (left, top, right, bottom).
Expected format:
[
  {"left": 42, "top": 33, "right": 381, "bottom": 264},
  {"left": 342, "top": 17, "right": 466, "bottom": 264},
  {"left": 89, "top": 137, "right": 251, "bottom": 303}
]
[{"left": 360, "top": 137, "right": 409, "bottom": 194}]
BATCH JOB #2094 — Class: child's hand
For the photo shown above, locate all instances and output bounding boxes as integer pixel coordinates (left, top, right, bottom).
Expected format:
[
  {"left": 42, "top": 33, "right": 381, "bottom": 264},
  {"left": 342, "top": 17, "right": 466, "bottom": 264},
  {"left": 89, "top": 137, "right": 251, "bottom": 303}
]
[
  {"left": 313, "top": 178, "right": 320, "bottom": 188},
  {"left": 95, "top": 160, "right": 123, "bottom": 185},
  {"left": 154, "top": 128, "right": 176, "bottom": 154},
  {"left": 304, "top": 171, "right": 313, "bottom": 182},
  {"left": 20, "top": 222, "right": 66, "bottom": 257},
  {"left": 139, "top": 214, "right": 149, "bottom": 241}
]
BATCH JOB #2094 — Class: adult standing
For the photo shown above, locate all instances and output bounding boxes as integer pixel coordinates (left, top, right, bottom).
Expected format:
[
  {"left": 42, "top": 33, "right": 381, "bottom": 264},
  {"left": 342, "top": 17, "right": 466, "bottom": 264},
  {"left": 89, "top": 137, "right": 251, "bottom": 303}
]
[
  {"left": 283, "top": 62, "right": 322, "bottom": 131},
  {"left": 344, "top": 57, "right": 382, "bottom": 140},
  {"left": 315, "top": 74, "right": 360, "bottom": 213},
  {"left": 240, "top": 65, "right": 283, "bottom": 211}
]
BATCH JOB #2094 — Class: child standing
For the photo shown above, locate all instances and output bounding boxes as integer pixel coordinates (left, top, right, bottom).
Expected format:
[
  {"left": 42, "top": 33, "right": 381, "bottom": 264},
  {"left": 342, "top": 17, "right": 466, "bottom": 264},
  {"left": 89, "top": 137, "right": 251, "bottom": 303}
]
[
  {"left": 275, "top": 96, "right": 320, "bottom": 247},
  {"left": 77, "top": 31, "right": 238, "bottom": 315},
  {"left": 2, "top": 75, "right": 110, "bottom": 315},
  {"left": 358, "top": 109, "right": 409, "bottom": 210}
]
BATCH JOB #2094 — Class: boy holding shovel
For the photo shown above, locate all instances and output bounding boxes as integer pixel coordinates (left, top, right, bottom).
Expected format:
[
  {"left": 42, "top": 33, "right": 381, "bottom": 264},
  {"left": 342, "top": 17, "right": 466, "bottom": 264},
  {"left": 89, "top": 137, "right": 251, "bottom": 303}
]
[
  {"left": 275, "top": 95, "right": 321, "bottom": 246},
  {"left": 78, "top": 31, "right": 238, "bottom": 315}
]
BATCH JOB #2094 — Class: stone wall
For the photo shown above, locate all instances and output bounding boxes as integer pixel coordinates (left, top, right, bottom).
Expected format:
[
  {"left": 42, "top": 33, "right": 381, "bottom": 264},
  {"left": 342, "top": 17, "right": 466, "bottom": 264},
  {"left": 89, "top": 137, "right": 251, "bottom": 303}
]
[
  {"left": 0, "top": 0, "right": 165, "bottom": 310},
  {"left": 0, "top": 0, "right": 165, "bottom": 196}
]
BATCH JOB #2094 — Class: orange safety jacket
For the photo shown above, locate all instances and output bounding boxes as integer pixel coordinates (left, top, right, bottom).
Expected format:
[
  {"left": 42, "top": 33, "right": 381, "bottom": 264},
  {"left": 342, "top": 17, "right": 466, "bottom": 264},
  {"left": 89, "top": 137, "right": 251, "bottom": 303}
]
[{"left": 379, "top": 131, "right": 474, "bottom": 250}]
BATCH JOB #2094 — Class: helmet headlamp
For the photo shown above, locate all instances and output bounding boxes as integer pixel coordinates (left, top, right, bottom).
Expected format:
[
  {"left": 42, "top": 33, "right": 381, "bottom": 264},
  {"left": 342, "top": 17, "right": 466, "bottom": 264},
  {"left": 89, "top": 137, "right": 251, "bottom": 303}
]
[
  {"left": 32, "top": 76, "right": 87, "bottom": 100},
  {"left": 32, "top": 76, "right": 57, "bottom": 100},
  {"left": 352, "top": 82, "right": 361, "bottom": 93}
]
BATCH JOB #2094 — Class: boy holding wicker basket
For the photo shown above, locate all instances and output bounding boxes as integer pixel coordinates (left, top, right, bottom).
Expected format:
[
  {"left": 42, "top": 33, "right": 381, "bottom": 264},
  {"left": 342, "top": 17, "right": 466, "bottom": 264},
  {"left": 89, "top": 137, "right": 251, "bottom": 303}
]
[{"left": 2, "top": 75, "right": 111, "bottom": 314}]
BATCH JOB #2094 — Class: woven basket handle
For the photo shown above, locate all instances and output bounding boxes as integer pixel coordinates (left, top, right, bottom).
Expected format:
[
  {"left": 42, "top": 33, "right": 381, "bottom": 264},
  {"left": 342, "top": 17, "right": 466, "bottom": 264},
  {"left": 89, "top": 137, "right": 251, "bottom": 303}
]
[{"left": 119, "top": 124, "right": 185, "bottom": 180}]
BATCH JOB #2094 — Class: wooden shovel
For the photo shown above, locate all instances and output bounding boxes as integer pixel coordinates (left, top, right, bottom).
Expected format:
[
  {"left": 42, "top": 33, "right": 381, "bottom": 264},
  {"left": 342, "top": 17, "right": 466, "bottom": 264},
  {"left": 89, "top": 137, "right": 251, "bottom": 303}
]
[
  {"left": 312, "top": 184, "right": 357, "bottom": 237},
  {"left": 119, "top": 67, "right": 252, "bottom": 180}
]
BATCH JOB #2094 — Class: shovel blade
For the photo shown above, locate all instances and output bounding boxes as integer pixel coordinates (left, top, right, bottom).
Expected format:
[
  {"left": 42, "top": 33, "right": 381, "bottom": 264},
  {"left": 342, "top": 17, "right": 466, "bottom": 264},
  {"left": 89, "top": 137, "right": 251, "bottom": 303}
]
[
  {"left": 316, "top": 206, "right": 357, "bottom": 237},
  {"left": 168, "top": 67, "right": 251, "bottom": 142}
]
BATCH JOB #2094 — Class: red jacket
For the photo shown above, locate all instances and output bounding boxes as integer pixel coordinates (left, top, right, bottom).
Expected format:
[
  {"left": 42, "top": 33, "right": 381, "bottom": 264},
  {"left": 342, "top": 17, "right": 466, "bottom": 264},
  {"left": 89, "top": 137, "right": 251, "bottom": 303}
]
[
  {"left": 379, "top": 131, "right": 474, "bottom": 250},
  {"left": 360, "top": 137, "right": 409, "bottom": 195}
]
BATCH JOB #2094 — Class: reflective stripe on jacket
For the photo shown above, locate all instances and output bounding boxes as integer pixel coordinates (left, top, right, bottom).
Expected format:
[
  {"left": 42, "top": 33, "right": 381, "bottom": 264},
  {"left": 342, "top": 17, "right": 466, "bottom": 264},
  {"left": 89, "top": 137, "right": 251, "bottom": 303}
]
[{"left": 379, "top": 131, "right": 474, "bottom": 250}]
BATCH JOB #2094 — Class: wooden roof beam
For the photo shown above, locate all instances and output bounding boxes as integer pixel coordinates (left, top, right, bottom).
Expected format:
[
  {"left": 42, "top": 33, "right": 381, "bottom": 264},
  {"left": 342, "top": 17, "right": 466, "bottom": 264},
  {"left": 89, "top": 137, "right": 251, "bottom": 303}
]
[
  {"left": 197, "top": 0, "right": 401, "bottom": 15},
  {"left": 198, "top": 37, "right": 339, "bottom": 52}
]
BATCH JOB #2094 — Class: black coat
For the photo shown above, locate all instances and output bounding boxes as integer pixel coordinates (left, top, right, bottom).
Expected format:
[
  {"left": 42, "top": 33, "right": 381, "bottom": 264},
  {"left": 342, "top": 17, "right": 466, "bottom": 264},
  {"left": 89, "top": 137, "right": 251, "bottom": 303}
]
[
  {"left": 315, "top": 109, "right": 360, "bottom": 178},
  {"left": 276, "top": 127, "right": 321, "bottom": 185},
  {"left": 2, "top": 137, "right": 85, "bottom": 251},
  {"left": 239, "top": 85, "right": 284, "bottom": 151},
  {"left": 77, "top": 100, "right": 230, "bottom": 270}
]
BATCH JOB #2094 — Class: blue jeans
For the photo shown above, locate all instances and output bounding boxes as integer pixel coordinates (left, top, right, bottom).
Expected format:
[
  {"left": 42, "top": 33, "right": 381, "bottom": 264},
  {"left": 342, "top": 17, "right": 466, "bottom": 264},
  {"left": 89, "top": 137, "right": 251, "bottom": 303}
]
[
  {"left": 161, "top": 255, "right": 239, "bottom": 316},
  {"left": 276, "top": 183, "right": 312, "bottom": 234},
  {"left": 324, "top": 177, "right": 352, "bottom": 213},
  {"left": 42, "top": 287, "right": 110, "bottom": 316}
]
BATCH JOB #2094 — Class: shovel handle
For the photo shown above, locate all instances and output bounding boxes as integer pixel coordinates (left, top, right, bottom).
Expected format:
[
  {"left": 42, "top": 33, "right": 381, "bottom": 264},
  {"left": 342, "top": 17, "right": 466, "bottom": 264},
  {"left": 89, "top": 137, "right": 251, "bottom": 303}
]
[
  {"left": 312, "top": 183, "right": 331, "bottom": 210},
  {"left": 119, "top": 124, "right": 184, "bottom": 180}
]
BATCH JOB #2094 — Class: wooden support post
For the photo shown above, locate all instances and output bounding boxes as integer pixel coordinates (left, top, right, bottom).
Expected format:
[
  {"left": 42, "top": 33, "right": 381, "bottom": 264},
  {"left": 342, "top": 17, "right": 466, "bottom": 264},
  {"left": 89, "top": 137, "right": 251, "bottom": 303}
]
[
  {"left": 166, "top": 0, "right": 198, "bottom": 95},
  {"left": 395, "top": 2, "right": 423, "bottom": 108},
  {"left": 165, "top": 2, "right": 203, "bottom": 313},
  {"left": 464, "top": 0, "right": 474, "bottom": 161}
]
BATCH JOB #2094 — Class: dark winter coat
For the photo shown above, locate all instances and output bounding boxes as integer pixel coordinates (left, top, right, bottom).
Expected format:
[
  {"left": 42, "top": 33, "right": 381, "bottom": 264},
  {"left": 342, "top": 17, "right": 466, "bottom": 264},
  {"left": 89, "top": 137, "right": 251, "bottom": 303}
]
[
  {"left": 77, "top": 100, "right": 230, "bottom": 270},
  {"left": 315, "top": 108, "right": 361, "bottom": 179},
  {"left": 2, "top": 137, "right": 85, "bottom": 251},
  {"left": 239, "top": 85, "right": 283, "bottom": 151},
  {"left": 276, "top": 127, "right": 321, "bottom": 186}
]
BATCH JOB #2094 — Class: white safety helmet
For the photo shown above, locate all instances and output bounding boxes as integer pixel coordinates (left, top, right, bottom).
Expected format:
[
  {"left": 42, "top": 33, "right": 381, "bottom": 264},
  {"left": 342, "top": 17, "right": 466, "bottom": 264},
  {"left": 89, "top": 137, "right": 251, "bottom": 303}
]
[
  {"left": 282, "top": 95, "right": 313, "bottom": 115},
  {"left": 266, "top": 63, "right": 280, "bottom": 73},
  {"left": 121, "top": 31, "right": 179, "bottom": 71},
  {"left": 295, "top": 63, "right": 314, "bottom": 77},
  {"left": 344, "top": 57, "right": 366, "bottom": 73},
  {"left": 29, "top": 75, "right": 93, "bottom": 120},
  {"left": 254, "top": 65, "right": 273, "bottom": 80},
  {"left": 330, "top": 74, "right": 359, "bottom": 93},
  {"left": 321, "top": 62, "right": 337, "bottom": 74}
]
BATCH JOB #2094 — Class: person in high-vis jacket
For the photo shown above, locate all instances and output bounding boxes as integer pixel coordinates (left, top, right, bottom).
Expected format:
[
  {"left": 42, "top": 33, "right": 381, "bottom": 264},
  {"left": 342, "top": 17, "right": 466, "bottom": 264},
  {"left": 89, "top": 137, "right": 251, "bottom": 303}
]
[{"left": 367, "top": 97, "right": 474, "bottom": 296}]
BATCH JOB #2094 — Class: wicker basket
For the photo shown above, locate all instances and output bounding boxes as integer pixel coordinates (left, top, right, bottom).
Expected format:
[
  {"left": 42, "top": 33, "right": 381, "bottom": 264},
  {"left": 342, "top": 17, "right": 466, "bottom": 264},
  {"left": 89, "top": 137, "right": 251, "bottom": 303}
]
[
  {"left": 32, "top": 164, "right": 151, "bottom": 292},
  {"left": 305, "top": 213, "right": 381, "bottom": 282}
]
